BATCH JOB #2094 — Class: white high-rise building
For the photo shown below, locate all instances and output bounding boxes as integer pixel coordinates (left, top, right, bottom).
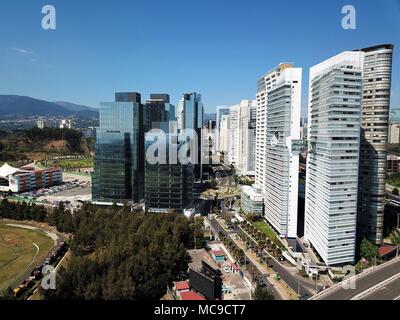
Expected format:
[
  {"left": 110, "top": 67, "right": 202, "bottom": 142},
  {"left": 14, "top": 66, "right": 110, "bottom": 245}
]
[
  {"left": 227, "top": 100, "right": 257, "bottom": 175},
  {"left": 389, "top": 121, "right": 400, "bottom": 144},
  {"left": 304, "top": 51, "right": 364, "bottom": 265},
  {"left": 216, "top": 106, "right": 230, "bottom": 151},
  {"left": 219, "top": 115, "right": 230, "bottom": 159},
  {"left": 263, "top": 67, "right": 302, "bottom": 238},
  {"left": 255, "top": 63, "right": 294, "bottom": 195}
]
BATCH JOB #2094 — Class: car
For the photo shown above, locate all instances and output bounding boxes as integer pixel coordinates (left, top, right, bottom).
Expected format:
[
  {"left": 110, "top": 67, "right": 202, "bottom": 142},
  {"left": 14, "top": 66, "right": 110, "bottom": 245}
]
[{"left": 223, "top": 266, "right": 230, "bottom": 273}]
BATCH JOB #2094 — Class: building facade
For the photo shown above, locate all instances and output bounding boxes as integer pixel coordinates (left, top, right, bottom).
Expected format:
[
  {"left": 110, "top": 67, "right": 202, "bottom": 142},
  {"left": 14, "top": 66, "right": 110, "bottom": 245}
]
[
  {"left": 92, "top": 92, "right": 144, "bottom": 204},
  {"left": 240, "top": 185, "right": 264, "bottom": 217},
  {"left": 304, "top": 51, "right": 363, "bottom": 265},
  {"left": 357, "top": 44, "right": 394, "bottom": 245},
  {"left": 264, "top": 67, "right": 302, "bottom": 238},
  {"left": 144, "top": 94, "right": 194, "bottom": 213},
  {"left": 219, "top": 114, "right": 230, "bottom": 161},
  {"left": 216, "top": 106, "right": 230, "bottom": 152},
  {"left": 0, "top": 163, "right": 62, "bottom": 193},
  {"left": 227, "top": 100, "right": 257, "bottom": 175},
  {"left": 255, "top": 63, "right": 293, "bottom": 195},
  {"left": 177, "top": 93, "right": 204, "bottom": 179},
  {"left": 388, "top": 122, "right": 400, "bottom": 144}
]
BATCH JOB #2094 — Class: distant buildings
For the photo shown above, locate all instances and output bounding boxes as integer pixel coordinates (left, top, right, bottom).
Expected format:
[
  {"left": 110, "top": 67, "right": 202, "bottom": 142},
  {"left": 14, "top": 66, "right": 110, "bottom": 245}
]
[
  {"left": 216, "top": 106, "right": 230, "bottom": 152},
  {"left": 219, "top": 115, "right": 229, "bottom": 160},
  {"left": 36, "top": 118, "right": 53, "bottom": 129},
  {"left": 304, "top": 51, "right": 363, "bottom": 265},
  {"left": 227, "top": 100, "right": 257, "bottom": 176},
  {"left": 59, "top": 119, "right": 74, "bottom": 129},
  {"left": 388, "top": 122, "right": 400, "bottom": 144}
]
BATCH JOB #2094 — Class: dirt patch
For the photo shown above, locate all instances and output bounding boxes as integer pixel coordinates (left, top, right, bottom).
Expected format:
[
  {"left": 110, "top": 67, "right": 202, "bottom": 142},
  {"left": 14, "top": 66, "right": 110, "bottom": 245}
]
[{"left": 44, "top": 140, "right": 69, "bottom": 153}]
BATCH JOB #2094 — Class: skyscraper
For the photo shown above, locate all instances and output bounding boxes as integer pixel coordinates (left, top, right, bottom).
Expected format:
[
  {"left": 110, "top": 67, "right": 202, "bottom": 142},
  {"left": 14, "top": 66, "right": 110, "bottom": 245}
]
[
  {"left": 357, "top": 44, "right": 394, "bottom": 245},
  {"left": 264, "top": 67, "right": 302, "bottom": 238},
  {"left": 92, "top": 92, "right": 144, "bottom": 204},
  {"left": 227, "top": 100, "right": 257, "bottom": 175},
  {"left": 219, "top": 115, "right": 230, "bottom": 161},
  {"left": 177, "top": 93, "right": 204, "bottom": 178},
  {"left": 304, "top": 52, "right": 363, "bottom": 265},
  {"left": 144, "top": 94, "right": 193, "bottom": 213},
  {"left": 255, "top": 63, "right": 294, "bottom": 195},
  {"left": 216, "top": 106, "right": 230, "bottom": 152}
]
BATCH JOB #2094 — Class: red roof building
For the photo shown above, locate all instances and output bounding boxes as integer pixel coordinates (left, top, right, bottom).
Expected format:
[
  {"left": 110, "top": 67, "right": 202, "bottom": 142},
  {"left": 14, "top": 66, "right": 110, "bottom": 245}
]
[
  {"left": 174, "top": 280, "right": 190, "bottom": 291},
  {"left": 378, "top": 245, "right": 397, "bottom": 257},
  {"left": 180, "top": 291, "right": 205, "bottom": 301}
]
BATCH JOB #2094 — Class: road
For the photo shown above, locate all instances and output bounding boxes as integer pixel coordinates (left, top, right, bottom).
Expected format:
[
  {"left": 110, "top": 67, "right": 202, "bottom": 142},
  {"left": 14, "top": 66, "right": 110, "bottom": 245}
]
[
  {"left": 312, "top": 256, "right": 400, "bottom": 300},
  {"left": 210, "top": 216, "right": 316, "bottom": 299},
  {"left": 209, "top": 217, "right": 284, "bottom": 300},
  {"left": 362, "top": 275, "right": 400, "bottom": 300},
  {"left": 235, "top": 223, "right": 315, "bottom": 298}
]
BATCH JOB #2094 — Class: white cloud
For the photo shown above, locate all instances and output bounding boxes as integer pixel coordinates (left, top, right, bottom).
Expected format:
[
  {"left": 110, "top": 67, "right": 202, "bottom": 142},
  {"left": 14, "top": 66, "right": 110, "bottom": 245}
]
[{"left": 12, "top": 47, "right": 34, "bottom": 55}]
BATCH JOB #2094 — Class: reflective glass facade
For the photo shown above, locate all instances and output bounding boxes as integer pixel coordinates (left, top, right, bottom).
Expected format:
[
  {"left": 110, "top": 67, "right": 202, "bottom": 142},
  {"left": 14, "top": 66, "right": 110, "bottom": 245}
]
[{"left": 92, "top": 96, "right": 144, "bottom": 203}]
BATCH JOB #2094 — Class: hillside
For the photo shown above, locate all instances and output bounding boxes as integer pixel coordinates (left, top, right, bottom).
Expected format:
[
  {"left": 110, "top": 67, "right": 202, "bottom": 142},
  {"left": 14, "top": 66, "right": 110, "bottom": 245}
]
[
  {"left": 0, "top": 95, "right": 98, "bottom": 119},
  {"left": 0, "top": 127, "right": 92, "bottom": 164}
]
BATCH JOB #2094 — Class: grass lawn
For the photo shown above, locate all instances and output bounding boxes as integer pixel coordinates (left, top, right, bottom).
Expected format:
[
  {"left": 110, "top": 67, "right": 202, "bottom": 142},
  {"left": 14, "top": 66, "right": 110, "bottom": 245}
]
[
  {"left": 0, "top": 222, "right": 53, "bottom": 291},
  {"left": 57, "top": 158, "right": 93, "bottom": 169},
  {"left": 252, "top": 220, "right": 283, "bottom": 247}
]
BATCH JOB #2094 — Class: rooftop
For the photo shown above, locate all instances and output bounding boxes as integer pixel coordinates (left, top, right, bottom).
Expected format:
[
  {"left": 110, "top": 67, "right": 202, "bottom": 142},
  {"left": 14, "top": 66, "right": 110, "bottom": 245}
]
[
  {"left": 180, "top": 291, "right": 205, "bottom": 301},
  {"left": 174, "top": 280, "right": 190, "bottom": 291}
]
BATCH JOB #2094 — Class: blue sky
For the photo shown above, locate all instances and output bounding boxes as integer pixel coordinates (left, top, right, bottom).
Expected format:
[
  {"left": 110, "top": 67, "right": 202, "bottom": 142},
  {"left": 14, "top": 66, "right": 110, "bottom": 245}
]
[{"left": 0, "top": 0, "right": 399, "bottom": 115}]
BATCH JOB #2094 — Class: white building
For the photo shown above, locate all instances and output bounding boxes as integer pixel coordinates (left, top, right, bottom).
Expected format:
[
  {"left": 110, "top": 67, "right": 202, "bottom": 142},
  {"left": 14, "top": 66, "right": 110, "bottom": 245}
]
[
  {"left": 304, "top": 51, "right": 363, "bottom": 265},
  {"left": 219, "top": 115, "right": 230, "bottom": 160},
  {"left": 227, "top": 100, "right": 257, "bottom": 175},
  {"left": 255, "top": 63, "right": 294, "bottom": 195},
  {"left": 263, "top": 67, "right": 302, "bottom": 238},
  {"left": 216, "top": 106, "right": 230, "bottom": 152},
  {"left": 0, "top": 163, "right": 63, "bottom": 193},
  {"left": 388, "top": 121, "right": 400, "bottom": 145},
  {"left": 60, "top": 119, "right": 74, "bottom": 129}
]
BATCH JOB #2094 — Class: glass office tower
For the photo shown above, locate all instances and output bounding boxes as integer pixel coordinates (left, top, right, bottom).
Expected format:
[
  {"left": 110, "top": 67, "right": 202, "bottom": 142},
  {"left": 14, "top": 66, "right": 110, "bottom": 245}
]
[
  {"left": 178, "top": 93, "right": 204, "bottom": 179},
  {"left": 92, "top": 92, "right": 144, "bottom": 203},
  {"left": 144, "top": 94, "right": 194, "bottom": 213}
]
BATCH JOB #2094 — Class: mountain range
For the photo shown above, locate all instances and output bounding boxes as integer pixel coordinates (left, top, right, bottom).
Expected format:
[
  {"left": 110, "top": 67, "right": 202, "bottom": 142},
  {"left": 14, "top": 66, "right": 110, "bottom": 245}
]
[{"left": 0, "top": 95, "right": 98, "bottom": 119}]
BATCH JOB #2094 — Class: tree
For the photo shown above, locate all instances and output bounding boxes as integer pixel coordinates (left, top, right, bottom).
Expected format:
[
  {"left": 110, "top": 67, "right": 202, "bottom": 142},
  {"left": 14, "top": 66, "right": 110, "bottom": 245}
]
[
  {"left": 360, "top": 238, "right": 379, "bottom": 264},
  {"left": 251, "top": 284, "right": 275, "bottom": 300},
  {"left": 390, "top": 230, "right": 400, "bottom": 257}
]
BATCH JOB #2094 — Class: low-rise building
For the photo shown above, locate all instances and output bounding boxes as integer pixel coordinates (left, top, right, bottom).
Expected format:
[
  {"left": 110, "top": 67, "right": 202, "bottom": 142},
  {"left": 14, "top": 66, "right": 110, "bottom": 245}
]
[
  {"left": 0, "top": 163, "right": 63, "bottom": 193},
  {"left": 240, "top": 185, "right": 263, "bottom": 216},
  {"left": 387, "top": 155, "right": 400, "bottom": 173}
]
